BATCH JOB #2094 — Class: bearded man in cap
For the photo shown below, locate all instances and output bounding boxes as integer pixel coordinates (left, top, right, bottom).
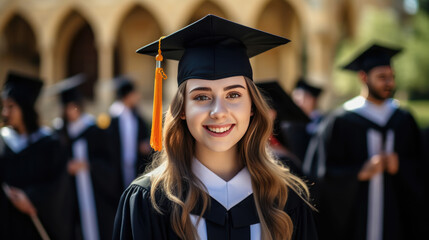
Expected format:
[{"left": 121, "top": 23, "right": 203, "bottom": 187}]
[{"left": 309, "top": 43, "right": 425, "bottom": 240}]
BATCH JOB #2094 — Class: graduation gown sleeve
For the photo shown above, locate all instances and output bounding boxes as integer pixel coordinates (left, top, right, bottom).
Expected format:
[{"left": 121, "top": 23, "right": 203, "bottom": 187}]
[
  {"left": 113, "top": 177, "right": 179, "bottom": 240},
  {"left": 311, "top": 110, "right": 370, "bottom": 239},
  {"left": 0, "top": 132, "right": 73, "bottom": 240},
  {"left": 286, "top": 190, "right": 319, "bottom": 240}
]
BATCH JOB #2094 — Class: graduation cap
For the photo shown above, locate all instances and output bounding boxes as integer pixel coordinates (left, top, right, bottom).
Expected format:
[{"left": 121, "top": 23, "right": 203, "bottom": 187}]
[
  {"left": 295, "top": 78, "right": 322, "bottom": 98},
  {"left": 342, "top": 43, "right": 402, "bottom": 72},
  {"left": 136, "top": 14, "right": 290, "bottom": 151},
  {"left": 113, "top": 76, "right": 135, "bottom": 99},
  {"left": 2, "top": 71, "right": 43, "bottom": 108},
  {"left": 45, "top": 74, "right": 86, "bottom": 105},
  {"left": 256, "top": 81, "right": 310, "bottom": 123},
  {"left": 137, "top": 14, "right": 290, "bottom": 85}
]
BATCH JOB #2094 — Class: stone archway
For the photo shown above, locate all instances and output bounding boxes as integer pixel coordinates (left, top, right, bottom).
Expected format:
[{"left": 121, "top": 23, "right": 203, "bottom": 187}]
[
  {"left": 0, "top": 14, "right": 39, "bottom": 81},
  {"left": 114, "top": 6, "right": 162, "bottom": 103},
  {"left": 54, "top": 10, "right": 98, "bottom": 100},
  {"left": 187, "top": 0, "right": 228, "bottom": 24},
  {"left": 254, "top": 0, "right": 302, "bottom": 91}
]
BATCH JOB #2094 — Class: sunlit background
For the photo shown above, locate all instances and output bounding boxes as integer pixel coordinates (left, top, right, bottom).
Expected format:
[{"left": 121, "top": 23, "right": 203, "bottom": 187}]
[{"left": 0, "top": 0, "right": 428, "bottom": 128}]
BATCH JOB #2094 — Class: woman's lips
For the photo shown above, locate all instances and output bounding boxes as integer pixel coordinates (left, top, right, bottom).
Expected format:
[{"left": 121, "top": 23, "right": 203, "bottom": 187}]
[{"left": 204, "top": 124, "right": 235, "bottom": 137}]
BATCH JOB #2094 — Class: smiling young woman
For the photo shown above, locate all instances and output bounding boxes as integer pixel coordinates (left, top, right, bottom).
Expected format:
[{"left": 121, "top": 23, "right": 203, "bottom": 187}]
[{"left": 113, "top": 15, "right": 318, "bottom": 240}]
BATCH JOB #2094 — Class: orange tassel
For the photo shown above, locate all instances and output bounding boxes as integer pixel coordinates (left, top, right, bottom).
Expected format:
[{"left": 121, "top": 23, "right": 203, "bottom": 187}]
[{"left": 150, "top": 37, "right": 167, "bottom": 151}]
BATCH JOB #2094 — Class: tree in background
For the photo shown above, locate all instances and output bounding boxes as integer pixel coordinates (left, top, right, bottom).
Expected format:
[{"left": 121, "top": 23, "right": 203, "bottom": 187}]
[
  {"left": 332, "top": 1, "right": 429, "bottom": 102},
  {"left": 395, "top": 0, "right": 429, "bottom": 99}
]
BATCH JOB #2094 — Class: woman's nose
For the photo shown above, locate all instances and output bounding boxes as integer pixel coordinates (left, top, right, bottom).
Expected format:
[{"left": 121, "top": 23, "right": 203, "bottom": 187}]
[{"left": 209, "top": 97, "right": 227, "bottom": 120}]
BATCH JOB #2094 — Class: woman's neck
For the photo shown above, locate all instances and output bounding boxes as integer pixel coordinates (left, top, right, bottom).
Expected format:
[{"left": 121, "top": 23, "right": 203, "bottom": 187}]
[{"left": 194, "top": 144, "right": 243, "bottom": 182}]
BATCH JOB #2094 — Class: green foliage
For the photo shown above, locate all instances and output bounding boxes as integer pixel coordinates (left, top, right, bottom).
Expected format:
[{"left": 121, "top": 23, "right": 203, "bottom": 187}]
[
  {"left": 395, "top": 10, "right": 429, "bottom": 97},
  {"left": 333, "top": 6, "right": 429, "bottom": 101},
  {"left": 403, "top": 100, "right": 429, "bottom": 128}
]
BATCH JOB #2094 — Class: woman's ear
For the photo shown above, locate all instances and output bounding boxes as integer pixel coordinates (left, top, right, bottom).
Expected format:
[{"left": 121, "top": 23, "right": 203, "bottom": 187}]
[{"left": 250, "top": 107, "right": 254, "bottom": 116}]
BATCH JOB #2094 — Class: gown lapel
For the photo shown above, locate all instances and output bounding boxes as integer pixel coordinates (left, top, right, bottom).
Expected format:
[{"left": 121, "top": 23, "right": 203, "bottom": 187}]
[{"left": 191, "top": 194, "right": 259, "bottom": 240}]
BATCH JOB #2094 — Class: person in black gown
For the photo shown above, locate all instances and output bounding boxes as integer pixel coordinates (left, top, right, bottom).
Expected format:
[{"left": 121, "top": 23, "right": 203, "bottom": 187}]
[
  {"left": 107, "top": 76, "right": 151, "bottom": 193},
  {"left": 286, "top": 79, "right": 323, "bottom": 175},
  {"left": 307, "top": 43, "right": 425, "bottom": 240},
  {"left": 256, "top": 80, "right": 310, "bottom": 175},
  {"left": 113, "top": 15, "right": 318, "bottom": 240},
  {"left": 52, "top": 74, "right": 120, "bottom": 240},
  {"left": 0, "top": 72, "right": 72, "bottom": 239}
]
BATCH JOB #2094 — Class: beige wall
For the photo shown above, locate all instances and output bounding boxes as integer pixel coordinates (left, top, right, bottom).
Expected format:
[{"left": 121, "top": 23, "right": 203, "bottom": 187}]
[{"left": 0, "top": 0, "right": 395, "bottom": 124}]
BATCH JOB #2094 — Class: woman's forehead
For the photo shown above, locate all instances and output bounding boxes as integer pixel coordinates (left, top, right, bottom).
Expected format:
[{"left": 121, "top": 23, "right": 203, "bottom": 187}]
[{"left": 185, "top": 76, "right": 247, "bottom": 92}]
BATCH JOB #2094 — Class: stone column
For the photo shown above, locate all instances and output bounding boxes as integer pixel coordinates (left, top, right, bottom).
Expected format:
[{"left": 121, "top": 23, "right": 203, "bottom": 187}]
[
  {"left": 94, "top": 39, "right": 115, "bottom": 114},
  {"left": 305, "top": 1, "right": 340, "bottom": 110},
  {"left": 39, "top": 38, "right": 55, "bottom": 86}
]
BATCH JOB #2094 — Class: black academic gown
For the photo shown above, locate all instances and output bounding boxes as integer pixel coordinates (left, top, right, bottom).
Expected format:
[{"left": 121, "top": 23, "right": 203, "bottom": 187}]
[
  {"left": 282, "top": 121, "right": 311, "bottom": 162},
  {"left": 0, "top": 127, "right": 72, "bottom": 240},
  {"left": 314, "top": 107, "right": 424, "bottom": 240},
  {"left": 113, "top": 176, "right": 318, "bottom": 240},
  {"left": 421, "top": 128, "right": 429, "bottom": 226},
  {"left": 107, "top": 111, "right": 151, "bottom": 190},
  {"left": 57, "top": 121, "right": 120, "bottom": 240},
  {"left": 282, "top": 113, "right": 323, "bottom": 164}
]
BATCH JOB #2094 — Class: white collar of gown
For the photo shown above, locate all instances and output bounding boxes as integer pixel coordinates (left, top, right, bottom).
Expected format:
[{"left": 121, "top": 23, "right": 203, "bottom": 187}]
[
  {"left": 192, "top": 157, "right": 253, "bottom": 210},
  {"left": 1, "top": 126, "right": 51, "bottom": 153},
  {"left": 67, "top": 114, "right": 95, "bottom": 139},
  {"left": 343, "top": 96, "right": 399, "bottom": 126}
]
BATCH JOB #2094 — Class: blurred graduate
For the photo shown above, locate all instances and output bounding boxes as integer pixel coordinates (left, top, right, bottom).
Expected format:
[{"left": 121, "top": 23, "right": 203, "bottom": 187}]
[
  {"left": 113, "top": 15, "right": 317, "bottom": 240},
  {"left": 0, "top": 72, "right": 72, "bottom": 239},
  {"left": 308, "top": 43, "right": 425, "bottom": 240},
  {"left": 256, "top": 80, "right": 310, "bottom": 175},
  {"left": 285, "top": 79, "right": 323, "bottom": 168},
  {"left": 52, "top": 74, "right": 119, "bottom": 240},
  {"left": 107, "top": 76, "right": 151, "bottom": 194}
]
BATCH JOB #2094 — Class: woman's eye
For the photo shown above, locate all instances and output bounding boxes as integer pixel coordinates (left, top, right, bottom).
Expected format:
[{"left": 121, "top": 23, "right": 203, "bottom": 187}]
[
  {"left": 227, "top": 92, "right": 241, "bottom": 99},
  {"left": 194, "top": 95, "right": 211, "bottom": 101}
]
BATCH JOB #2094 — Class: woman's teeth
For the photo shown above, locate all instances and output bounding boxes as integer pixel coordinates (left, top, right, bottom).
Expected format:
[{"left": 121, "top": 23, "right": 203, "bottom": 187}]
[{"left": 207, "top": 126, "right": 231, "bottom": 133}]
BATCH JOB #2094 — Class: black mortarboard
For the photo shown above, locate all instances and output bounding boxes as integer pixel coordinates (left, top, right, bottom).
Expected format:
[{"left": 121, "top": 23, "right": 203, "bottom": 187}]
[
  {"left": 136, "top": 14, "right": 290, "bottom": 86},
  {"left": 46, "top": 74, "right": 86, "bottom": 105},
  {"left": 295, "top": 78, "right": 322, "bottom": 98},
  {"left": 256, "top": 81, "right": 310, "bottom": 123},
  {"left": 2, "top": 71, "right": 43, "bottom": 108},
  {"left": 342, "top": 43, "right": 402, "bottom": 72},
  {"left": 113, "top": 76, "right": 135, "bottom": 99}
]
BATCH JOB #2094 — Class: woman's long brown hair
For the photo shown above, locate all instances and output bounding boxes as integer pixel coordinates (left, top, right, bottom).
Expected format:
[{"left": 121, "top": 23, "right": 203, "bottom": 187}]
[{"left": 144, "top": 77, "right": 311, "bottom": 239}]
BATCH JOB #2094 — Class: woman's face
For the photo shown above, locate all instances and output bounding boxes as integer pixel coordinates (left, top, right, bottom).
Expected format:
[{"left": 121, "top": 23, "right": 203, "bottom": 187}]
[
  {"left": 64, "top": 102, "right": 81, "bottom": 122},
  {"left": 1, "top": 98, "right": 24, "bottom": 129},
  {"left": 184, "top": 76, "right": 253, "bottom": 153}
]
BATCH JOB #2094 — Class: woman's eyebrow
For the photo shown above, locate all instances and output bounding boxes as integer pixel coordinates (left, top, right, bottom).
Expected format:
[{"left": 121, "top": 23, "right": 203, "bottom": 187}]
[
  {"left": 224, "top": 84, "right": 246, "bottom": 91},
  {"left": 189, "top": 87, "right": 211, "bottom": 94},
  {"left": 189, "top": 84, "right": 245, "bottom": 94}
]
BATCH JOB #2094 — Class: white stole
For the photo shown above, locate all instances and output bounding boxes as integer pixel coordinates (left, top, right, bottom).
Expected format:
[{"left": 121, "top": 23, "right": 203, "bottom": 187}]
[
  {"left": 72, "top": 139, "right": 100, "bottom": 240},
  {"left": 366, "top": 129, "right": 394, "bottom": 240},
  {"left": 110, "top": 101, "right": 139, "bottom": 187},
  {"left": 119, "top": 108, "right": 138, "bottom": 187}
]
